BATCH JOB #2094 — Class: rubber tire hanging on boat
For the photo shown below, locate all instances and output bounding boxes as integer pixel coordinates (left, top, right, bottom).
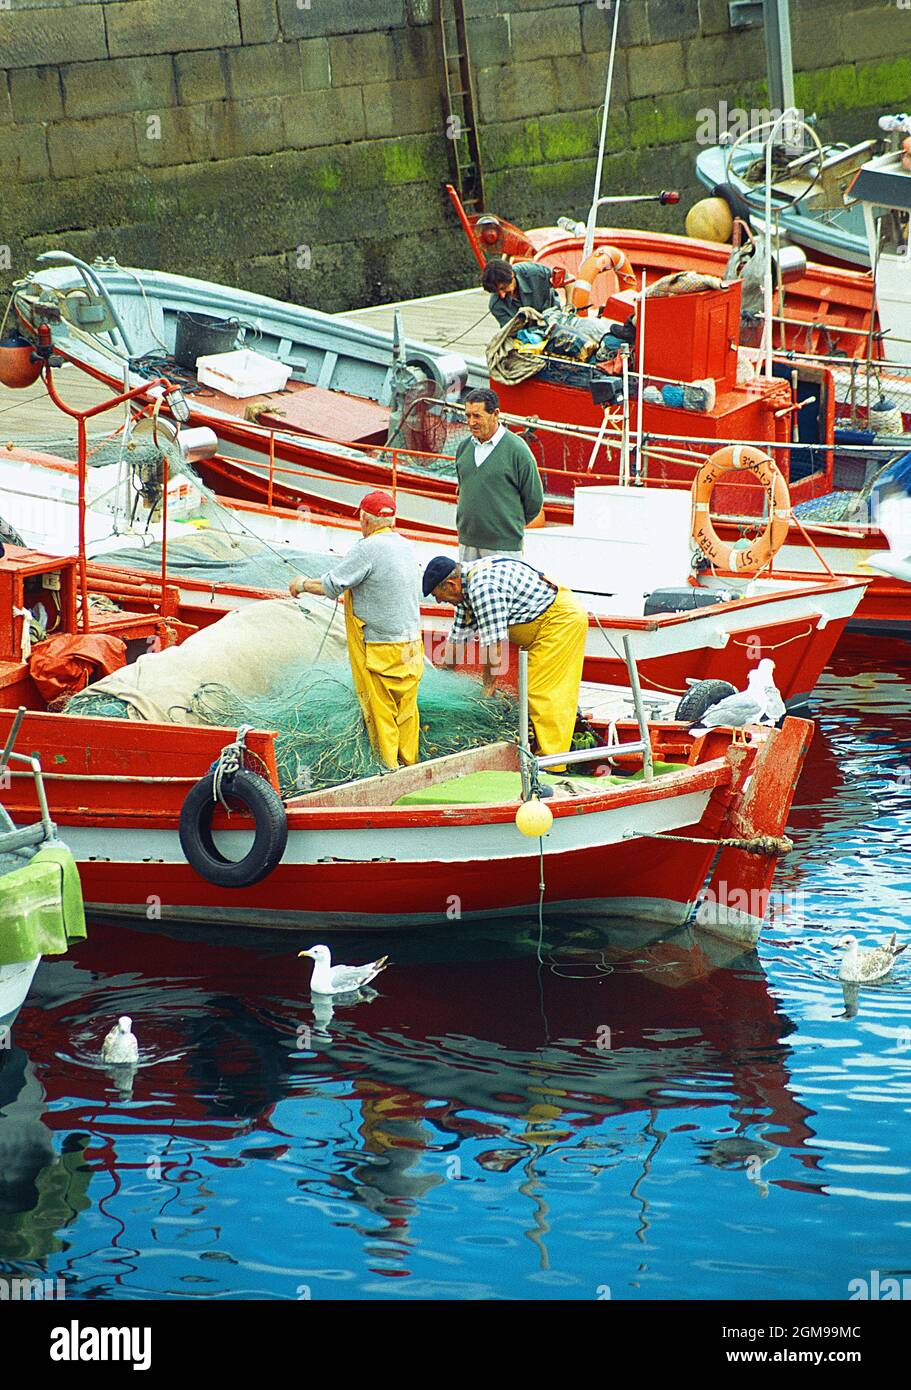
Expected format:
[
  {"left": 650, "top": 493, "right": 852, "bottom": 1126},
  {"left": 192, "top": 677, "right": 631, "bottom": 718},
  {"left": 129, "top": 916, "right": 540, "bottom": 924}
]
[
  {"left": 179, "top": 769, "right": 288, "bottom": 889},
  {"left": 674, "top": 680, "right": 738, "bottom": 724}
]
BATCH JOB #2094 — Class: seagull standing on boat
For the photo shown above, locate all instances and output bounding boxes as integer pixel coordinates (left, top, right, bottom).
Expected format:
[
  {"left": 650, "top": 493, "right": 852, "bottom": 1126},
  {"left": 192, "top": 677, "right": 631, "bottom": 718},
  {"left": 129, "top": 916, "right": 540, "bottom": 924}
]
[
  {"left": 289, "top": 491, "right": 424, "bottom": 769},
  {"left": 298, "top": 944, "right": 389, "bottom": 996},
  {"left": 690, "top": 658, "right": 785, "bottom": 736},
  {"left": 835, "top": 933, "right": 907, "bottom": 983},
  {"left": 101, "top": 1015, "right": 139, "bottom": 1065}
]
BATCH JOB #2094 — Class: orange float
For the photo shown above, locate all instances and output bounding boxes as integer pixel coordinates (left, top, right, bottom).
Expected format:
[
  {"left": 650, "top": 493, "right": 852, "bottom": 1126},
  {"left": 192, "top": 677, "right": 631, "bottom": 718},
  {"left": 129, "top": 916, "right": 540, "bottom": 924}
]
[
  {"left": 570, "top": 246, "right": 636, "bottom": 313},
  {"left": 691, "top": 445, "right": 791, "bottom": 573},
  {"left": 0, "top": 335, "right": 42, "bottom": 389}
]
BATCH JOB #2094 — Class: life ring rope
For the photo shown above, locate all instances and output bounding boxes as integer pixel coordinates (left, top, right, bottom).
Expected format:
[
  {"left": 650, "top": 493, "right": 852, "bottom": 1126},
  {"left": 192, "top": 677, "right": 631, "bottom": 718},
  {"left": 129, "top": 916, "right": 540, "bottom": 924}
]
[{"left": 691, "top": 445, "right": 791, "bottom": 574}]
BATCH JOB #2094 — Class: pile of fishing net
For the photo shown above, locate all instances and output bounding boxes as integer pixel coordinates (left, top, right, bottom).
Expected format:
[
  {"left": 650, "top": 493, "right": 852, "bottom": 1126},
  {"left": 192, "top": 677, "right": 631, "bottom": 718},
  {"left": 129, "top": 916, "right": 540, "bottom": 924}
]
[
  {"left": 190, "top": 662, "right": 518, "bottom": 795},
  {"left": 68, "top": 661, "right": 518, "bottom": 797}
]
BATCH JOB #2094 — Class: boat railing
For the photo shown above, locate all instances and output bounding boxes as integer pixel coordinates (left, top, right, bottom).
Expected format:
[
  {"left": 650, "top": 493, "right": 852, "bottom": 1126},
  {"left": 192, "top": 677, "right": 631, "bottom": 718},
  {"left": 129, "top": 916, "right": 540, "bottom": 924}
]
[
  {"left": 518, "top": 634, "right": 653, "bottom": 801},
  {"left": 0, "top": 707, "right": 58, "bottom": 854}
]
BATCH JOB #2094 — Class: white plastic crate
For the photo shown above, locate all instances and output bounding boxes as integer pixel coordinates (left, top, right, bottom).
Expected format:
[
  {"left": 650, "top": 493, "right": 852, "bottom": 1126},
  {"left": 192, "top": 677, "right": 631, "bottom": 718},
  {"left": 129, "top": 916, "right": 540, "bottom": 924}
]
[{"left": 195, "top": 348, "right": 292, "bottom": 398}]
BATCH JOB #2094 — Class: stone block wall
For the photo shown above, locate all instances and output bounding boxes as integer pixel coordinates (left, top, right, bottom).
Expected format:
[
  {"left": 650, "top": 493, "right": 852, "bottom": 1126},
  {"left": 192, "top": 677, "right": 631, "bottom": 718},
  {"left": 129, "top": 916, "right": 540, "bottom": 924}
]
[{"left": 0, "top": 0, "right": 909, "bottom": 312}]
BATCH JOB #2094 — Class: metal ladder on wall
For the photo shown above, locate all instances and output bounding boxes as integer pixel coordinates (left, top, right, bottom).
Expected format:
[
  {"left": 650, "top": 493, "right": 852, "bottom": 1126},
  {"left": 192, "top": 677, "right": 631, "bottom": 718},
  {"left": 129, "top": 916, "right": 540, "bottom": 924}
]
[{"left": 432, "top": 0, "right": 485, "bottom": 214}]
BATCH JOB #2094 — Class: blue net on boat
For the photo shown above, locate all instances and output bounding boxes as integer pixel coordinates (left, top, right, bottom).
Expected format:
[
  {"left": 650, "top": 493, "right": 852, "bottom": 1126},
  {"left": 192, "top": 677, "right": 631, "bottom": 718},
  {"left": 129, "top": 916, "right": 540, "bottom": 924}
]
[{"left": 792, "top": 490, "right": 867, "bottom": 524}]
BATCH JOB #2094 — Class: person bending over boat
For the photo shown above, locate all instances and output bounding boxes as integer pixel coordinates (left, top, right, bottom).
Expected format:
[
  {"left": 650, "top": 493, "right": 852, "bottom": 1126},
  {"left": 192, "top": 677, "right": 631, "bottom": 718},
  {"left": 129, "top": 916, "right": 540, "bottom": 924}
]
[
  {"left": 457, "top": 387, "right": 544, "bottom": 561},
  {"left": 290, "top": 491, "right": 423, "bottom": 768},
  {"left": 482, "top": 257, "right": 560, "bottom": 329},
  {"left": 422, "top": 554, "right": 587, "bottom": 765}
]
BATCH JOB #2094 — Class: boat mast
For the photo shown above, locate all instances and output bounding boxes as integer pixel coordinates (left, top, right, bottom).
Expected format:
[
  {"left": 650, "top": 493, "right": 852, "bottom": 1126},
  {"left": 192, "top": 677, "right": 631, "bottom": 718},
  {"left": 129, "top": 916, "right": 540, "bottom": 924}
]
[
  {"left": 581, "top": 0, "right": 622, "bottom": 263},
  {"left": 760, "top": 0, "right": 795, "bottom": 114},
  {"left": 737, "top": 0, "right": 799, "bottom": 377}
]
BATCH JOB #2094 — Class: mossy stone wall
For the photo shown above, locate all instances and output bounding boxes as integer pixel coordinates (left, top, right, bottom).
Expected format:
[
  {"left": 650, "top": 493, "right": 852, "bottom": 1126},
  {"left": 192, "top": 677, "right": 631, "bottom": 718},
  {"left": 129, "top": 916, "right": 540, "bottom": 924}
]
[{"left": 1, "top": 0, "right": 908, "bottom": 310}]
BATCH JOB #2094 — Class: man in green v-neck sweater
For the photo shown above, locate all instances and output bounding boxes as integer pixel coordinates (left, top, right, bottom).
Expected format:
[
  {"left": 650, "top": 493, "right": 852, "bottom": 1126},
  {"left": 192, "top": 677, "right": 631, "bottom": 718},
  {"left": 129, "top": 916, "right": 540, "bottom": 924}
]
[{"left": 456, "top": 387, "right": 545, "bottom": 559}]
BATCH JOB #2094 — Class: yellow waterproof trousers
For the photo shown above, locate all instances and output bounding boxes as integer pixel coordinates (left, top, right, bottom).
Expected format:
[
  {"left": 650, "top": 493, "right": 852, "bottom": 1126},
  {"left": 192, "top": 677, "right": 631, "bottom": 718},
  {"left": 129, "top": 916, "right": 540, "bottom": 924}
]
[
  {"left": 344, "top": 593, "right": 424, "bottom": 768},
  {"left": 508, "top": 587, "right": 588, "bottom": 764}
]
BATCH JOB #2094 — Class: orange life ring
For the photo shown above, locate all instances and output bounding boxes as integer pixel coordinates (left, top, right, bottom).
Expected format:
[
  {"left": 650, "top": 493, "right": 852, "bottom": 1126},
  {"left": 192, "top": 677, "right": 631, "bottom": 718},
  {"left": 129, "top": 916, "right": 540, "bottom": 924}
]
[
  {"left": 691, "top": 445, "right": 790, "bottom": 573},
  {"left": 571, "top": 246, "right": 636, "bottom": 312}
]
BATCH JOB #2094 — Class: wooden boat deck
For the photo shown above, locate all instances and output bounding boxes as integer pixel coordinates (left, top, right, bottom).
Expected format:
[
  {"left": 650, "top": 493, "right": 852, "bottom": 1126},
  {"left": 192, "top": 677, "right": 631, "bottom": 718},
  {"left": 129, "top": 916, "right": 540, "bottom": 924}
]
[
  {"left": 0, "top": 365, "right": 110, "bottom": 445},
  {"left": 0, "top": 287, "right": 494, "bottom": 448},
  {"left": 337, "top": 287, "right": 495, "bottom": 362}
]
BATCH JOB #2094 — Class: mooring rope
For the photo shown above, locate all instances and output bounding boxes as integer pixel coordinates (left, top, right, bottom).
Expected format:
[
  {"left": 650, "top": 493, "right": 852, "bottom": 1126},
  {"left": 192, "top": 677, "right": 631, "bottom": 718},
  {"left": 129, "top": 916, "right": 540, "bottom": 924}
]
[{"left": 624, "top": 830, "right": 793, "bottom": 855}]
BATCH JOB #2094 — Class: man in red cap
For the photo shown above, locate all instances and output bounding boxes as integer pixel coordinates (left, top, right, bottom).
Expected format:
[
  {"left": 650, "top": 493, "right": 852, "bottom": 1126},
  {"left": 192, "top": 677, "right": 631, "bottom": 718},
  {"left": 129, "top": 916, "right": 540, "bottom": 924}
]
[{"left": 289, "top": 491, "right": 424, "bottom": 767}]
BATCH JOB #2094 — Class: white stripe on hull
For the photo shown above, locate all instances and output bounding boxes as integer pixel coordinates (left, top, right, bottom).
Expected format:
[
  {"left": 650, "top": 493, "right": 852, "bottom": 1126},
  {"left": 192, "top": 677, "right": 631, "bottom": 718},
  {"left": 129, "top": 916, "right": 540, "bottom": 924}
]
[{"left": 63, "top": 787, "right": 713, "bottom": 867}]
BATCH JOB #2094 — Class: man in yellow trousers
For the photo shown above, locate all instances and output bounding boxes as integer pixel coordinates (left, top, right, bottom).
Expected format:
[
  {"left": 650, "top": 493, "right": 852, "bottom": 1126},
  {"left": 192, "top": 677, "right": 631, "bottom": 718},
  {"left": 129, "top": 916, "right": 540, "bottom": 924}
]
[
  {"left": 290, "top": 491, "right": 424, "bottom": 768},
  {"left": 422, "top": 554, "right": 588, "bottom": 764}
]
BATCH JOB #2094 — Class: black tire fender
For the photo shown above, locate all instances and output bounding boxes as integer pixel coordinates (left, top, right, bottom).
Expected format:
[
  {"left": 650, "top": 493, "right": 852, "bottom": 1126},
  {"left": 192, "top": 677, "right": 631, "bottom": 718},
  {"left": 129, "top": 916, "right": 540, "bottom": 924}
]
[
  {"left": 675, "top": 679, "right": 738, "bottom": 724},
  {"left": 179, "top": 768, "right": 288, "bottom": 889}
]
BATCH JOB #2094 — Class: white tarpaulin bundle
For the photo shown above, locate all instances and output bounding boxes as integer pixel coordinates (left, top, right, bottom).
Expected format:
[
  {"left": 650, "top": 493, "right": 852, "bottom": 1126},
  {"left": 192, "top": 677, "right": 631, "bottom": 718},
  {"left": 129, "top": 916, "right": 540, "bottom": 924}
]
[{"left": 79, "top": 596, "right": 347, "bottom": 724}]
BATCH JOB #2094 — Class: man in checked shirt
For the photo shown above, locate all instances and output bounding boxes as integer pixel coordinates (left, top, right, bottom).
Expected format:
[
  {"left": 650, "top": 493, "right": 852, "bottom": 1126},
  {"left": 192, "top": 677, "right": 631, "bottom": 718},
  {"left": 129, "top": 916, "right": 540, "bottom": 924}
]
[{"left": 422, "top": 554, "right": 588, "bottom": 763}]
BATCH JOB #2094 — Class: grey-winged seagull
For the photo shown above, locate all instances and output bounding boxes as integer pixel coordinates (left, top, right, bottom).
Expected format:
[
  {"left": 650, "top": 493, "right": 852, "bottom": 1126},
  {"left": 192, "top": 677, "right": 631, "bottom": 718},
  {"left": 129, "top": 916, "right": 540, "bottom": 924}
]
[
  {"left": 690, "top": 658, "right": 785, "bottom": 737},
  {"left": 835, "top": 933, "right": 907, "bottom": 983},
  {"left": 100, "top": 1015, "right": 139, "bottom": 1065},
  {"left": 298, "top": 944, "right": 389, "bottom": 995}
]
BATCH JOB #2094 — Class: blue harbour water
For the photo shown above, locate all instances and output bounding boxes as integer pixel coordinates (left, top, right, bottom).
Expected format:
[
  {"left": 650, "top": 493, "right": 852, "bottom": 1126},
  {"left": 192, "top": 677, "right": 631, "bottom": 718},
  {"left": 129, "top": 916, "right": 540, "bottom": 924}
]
[{"left": 2, "top": 635, "right": 910, "bottom": 1302}]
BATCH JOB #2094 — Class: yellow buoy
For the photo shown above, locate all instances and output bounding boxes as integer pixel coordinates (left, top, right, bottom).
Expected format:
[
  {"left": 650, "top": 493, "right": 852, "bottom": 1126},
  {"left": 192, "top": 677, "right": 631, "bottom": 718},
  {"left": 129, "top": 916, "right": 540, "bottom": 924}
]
[
  {"left": 515, "top": 797, "right": 553, "bottom": 838},
  {"left": 685, "top": 196, "right": 734, "bottom": 245}
]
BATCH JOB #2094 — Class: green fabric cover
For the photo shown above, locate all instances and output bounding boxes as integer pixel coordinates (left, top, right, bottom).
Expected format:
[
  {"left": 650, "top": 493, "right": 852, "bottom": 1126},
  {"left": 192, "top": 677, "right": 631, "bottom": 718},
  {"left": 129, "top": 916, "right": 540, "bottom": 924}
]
[
  {"left": 394, "top": 762, "right": 682, "bottom": 807},
  {"left": 0, "top": 843, "right": 87, "bottom": 965}
]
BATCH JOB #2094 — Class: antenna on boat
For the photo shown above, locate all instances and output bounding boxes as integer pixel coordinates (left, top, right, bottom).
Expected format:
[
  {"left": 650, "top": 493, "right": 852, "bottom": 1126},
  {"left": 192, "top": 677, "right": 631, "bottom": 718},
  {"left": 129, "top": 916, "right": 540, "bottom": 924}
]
[
  {"left": 581, "top": 0, "right": 622, "bottom": 263},
  {"left": 620, "top": 344, "right": 631, "bottom": 485}
]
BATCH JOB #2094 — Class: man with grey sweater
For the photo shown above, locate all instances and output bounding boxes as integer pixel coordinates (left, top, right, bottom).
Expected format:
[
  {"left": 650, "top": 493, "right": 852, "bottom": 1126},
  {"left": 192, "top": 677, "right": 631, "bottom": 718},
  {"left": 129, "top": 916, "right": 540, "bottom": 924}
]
[
  {"left": 289, "top": 490, "right": 424, "bottom": 767},
  {"left": 456, "top": 387, "right": 545, "bottom": 561}
]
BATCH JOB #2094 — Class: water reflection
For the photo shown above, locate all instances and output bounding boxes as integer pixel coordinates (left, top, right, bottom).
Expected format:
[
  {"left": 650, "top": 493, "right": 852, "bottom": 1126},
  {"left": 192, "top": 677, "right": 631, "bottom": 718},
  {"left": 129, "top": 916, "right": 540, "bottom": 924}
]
[
  {"left": 0, "top": 640, "right": 908, "bottom": 1298},
  {"left": 0, "top": 913, "right": 822, "bottom": 1292}
]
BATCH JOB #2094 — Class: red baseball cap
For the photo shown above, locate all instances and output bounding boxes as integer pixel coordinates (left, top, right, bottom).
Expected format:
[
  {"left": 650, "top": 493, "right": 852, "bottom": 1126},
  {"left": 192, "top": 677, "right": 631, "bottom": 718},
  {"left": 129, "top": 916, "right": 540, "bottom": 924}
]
[{"left": 359, "top": 490, "right": 396, "bottom": 517}]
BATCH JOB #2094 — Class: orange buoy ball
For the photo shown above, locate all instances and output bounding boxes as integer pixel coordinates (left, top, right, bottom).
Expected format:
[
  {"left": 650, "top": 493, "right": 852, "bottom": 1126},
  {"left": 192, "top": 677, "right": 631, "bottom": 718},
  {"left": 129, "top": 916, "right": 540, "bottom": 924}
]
[{"left": 0, "top": 336, "right": 41, "bottom": 390}]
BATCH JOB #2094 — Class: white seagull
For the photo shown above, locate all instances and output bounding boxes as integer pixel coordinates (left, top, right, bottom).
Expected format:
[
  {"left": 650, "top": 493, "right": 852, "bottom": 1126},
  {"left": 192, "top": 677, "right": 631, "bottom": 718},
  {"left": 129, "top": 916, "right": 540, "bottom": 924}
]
[
  {"left": 101, "top": 1015, "right": 139, "bottom": 1065},
  {"left": 835, "top": 933, "right": 907, "bottom": 983},
  {"left": 298, "top": 944, "right": 389, "bottom": 995},
  {"left": 690, "top": 658, "right": 785, "bottom": 737}
]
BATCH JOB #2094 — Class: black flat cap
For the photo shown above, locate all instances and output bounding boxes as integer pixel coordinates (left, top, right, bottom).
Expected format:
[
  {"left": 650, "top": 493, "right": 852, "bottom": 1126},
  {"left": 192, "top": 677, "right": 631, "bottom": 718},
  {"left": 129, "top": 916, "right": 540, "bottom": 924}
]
[{"left": 422, "top": 555, "right": 457, "bottom": 597}]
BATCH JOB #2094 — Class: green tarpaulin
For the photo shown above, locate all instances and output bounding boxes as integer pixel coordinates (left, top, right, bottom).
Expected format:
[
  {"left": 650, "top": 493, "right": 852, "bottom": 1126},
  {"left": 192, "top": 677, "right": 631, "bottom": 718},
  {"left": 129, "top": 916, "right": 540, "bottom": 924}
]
[
  {"left": 0, "top": 844, "right": 86, "bottom": 966},
  {"left": 394, "top": 763, "right": 682, "bottom": 807}
]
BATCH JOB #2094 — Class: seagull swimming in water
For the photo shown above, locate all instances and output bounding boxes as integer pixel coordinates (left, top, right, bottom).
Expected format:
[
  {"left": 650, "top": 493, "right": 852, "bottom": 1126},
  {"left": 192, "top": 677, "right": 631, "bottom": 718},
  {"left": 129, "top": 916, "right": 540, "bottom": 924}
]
[
  {"left": 100, "top": 1015, "right": 139, "bottom": 1065},
  {"left": 298, "top": 944, "right": 389, "bottom": 995},
  {"left": 835, "top": 933, "right": 907, "bottom": 983},
  {"left": 690, "top": 658, "right": 785, "bottom": 737}
]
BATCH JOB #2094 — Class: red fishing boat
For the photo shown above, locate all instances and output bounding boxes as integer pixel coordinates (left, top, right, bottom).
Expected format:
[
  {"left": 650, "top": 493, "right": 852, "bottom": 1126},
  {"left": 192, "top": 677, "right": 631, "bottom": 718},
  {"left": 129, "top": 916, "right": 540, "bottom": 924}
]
[
  {"left": 0, "top": 375, "right": 813, "bottom": 944},
  {"left": 10, "top": 248, "right": 909, "bottom": 637},
  {"left": 1, "top": 438, "right": 870, "bottom": 707}
]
